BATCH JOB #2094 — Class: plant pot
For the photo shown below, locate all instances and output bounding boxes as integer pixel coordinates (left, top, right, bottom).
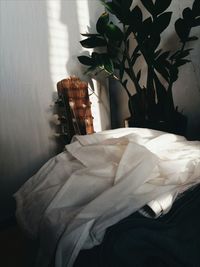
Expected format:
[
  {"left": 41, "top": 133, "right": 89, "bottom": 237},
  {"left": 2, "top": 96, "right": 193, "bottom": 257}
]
[{"left": 125, "top": 111, "right": 187, "bottom": 137}]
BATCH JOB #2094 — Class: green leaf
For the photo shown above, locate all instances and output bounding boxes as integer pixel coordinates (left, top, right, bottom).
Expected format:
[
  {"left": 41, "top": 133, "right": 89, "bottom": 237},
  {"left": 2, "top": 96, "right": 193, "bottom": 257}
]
[
  {"left": 154, "top": 49, "right": 162, "bottom": 59},
  {"left": 120, "top": 0, "right": 135, "bottom": 25},
  {"left": 80, "top": 36, "right": 107, "bottom": 48},
  {"left": 170, "top": 50, "right": 181, "bottom": 60},
  {"left": 100, "top": 1, "right": 116, "bottom": 14},
  {"left": 154, "top": 60, "right": 170, "bottom": 82},
  {"left": 88, "top": 52, "right": 101, "bottom": 70},
  {"left": 129, "top": 6, "right": 143, "bottom": 31},
  {"left": 137, "top": 17, "right": 153, "bottom": 41},
  {"left": 114, "top": 0, "right": 132, "bottom": 10},
  {"left": 175, "top": 18, "right": 190, "bottom": 42},
  {"left": 113, "top": 0, "right": 121, "bottom": 6},
  {"left": 78, "top": 56, "right": 94, "bottom": 66},
  {"left": 123, "top": 0, "right": 132, "bottom": 10},
  {"left": 153, "top": 12, "right": 172, "bottom": 34},
  {"left": 182, "top": 8, "right": 194, "bottom": 22},
  {"left": 101, "top": 54, "right": 114, "bottom": 74},
  {"left": 88, "top": 52, "right": 114, "bottom": 75},
  {"left": 192, "top": 0, "right": 200, "bottom": 17},
  {"left": 91, "top": 52, "right": 102, "bottom": 66},
  {"left": 162, "top": 59, "right": 172, "bottom": 70},
  {"left": 154, "top": 0, "right": 172, "bottom": 16},
  {"left": 155, "top": 51, "right": 172, "bottom": 74},
  {"left": 143, "top": 34, "right": 160, "bottom": 53},
  {"left": 131, "top": 52, "right": 141, "bottom": 65},
  {"left": 105, "top": 23, "right": 124, "bottom": 41},
  {"left": 140, "top": 0, "right": 155, "bottom": 16},
  {"left": 157, "top": 51, "right": 170, "bottom": 62},
  {"left": 122, "top": 79, "right": 128, "bottom": 88},
  {"left": 101, "top": 0, "right": 133, "bottom": 26},
  {"left": 96, "top": 12, "right": 109, "bottom": 34},
  {"left": 192, "top": 17, "right": 200, "bottom": 27},
  {"left": 176, "top": 49, "right": 193, "bottom": 59},
  {"left": 101, "top": 1, "right": 121, "bottom": 19}
]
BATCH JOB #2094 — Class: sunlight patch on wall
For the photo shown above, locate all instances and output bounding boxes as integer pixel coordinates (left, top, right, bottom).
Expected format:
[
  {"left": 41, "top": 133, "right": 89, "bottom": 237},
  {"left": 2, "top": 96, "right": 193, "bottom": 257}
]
[
  {"left": 76, "top": 0, "right": 109, "bottom": 132},
  {"left": 76, "top": 0, "right": 90, "bottom": 33},
  {"left": 89, "top": 80, "right": 103, "bottom": 133},
  {"left": 47, "top": 0, "right": 69, "bottom": 88}
]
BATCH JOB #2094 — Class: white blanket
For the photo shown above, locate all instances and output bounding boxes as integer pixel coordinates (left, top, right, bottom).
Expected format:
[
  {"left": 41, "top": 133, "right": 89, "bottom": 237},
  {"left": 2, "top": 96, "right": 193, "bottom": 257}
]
[{"left": 14, "top": 128, "right": 200, "bottom": 267}]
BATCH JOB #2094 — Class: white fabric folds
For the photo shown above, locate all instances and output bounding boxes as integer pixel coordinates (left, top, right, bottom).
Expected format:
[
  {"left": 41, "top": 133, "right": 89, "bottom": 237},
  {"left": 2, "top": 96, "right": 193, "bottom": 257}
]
[{"left": 14, "top": 128, "right": 200, "bottom": 267}]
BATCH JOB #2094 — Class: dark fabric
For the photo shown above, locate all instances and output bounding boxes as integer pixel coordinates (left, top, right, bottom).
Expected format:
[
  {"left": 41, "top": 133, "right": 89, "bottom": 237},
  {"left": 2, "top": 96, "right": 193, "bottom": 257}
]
[{"left": 74, "top": 185, "right": 200, "bottom": 267}]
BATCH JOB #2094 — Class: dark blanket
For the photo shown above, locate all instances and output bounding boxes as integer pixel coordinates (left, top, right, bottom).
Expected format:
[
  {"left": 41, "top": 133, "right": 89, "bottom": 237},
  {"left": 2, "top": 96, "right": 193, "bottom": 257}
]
[{"left": 74, "top": 185, "right": 200, "bottom": 267}]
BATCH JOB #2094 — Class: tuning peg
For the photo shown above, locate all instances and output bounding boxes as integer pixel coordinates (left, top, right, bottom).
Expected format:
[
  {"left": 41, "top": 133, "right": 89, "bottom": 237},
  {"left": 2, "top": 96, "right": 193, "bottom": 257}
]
[
  {"left": 59, "top": 116, "right": 67, "bottom": 123},
  {"left": 49, "top": 101, "right": 55, "bottom": 108},
  {"left": 55, "top": 98, "right": 64, "bottom": 107},
  {"left": 48, "top": 131, "right": 61, "bottom": 139},
  {"left": 53, "top": 132, "right": 61, "bottom": 137},
  {"left": 69, "top": 101, "right": 75, "bottom": 109}
]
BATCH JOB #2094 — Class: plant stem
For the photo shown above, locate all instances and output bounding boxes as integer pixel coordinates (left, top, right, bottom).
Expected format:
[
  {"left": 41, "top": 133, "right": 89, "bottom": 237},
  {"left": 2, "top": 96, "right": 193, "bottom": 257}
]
[
  {"left": 130, "top": 31, "right": 156, "bottom": 102},
  {"left": 130, "top": 45, "right": 140, "bottom": 64},
  {"left": 119, "top": 24, "right": 141, "bottom": 95},
  {"left": 167, "top": 80, "right": 175, "bottom": 113},
  {"left": 124, "top": 42, "right": 141, "bottom": 94}
]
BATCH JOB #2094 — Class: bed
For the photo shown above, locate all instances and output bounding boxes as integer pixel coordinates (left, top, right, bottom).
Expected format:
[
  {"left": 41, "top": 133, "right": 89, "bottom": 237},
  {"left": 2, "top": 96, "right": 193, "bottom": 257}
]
[
  {"left": 74, "top": 183, "right": 200, "bottom": 267},
  {"left": 14, "top": 128, "right": 200, "bottom": 267}
]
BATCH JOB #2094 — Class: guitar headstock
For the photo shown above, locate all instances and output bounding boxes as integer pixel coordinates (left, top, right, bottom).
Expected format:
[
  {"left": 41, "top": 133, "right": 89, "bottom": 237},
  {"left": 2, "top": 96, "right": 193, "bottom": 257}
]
[{"left": 52, "top": 76, "right": 94, "bottom": 144}]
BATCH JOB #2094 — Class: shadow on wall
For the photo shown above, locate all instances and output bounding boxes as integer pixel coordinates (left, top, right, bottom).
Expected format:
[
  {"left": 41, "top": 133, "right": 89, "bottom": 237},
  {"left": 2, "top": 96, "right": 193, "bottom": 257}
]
[
  {"left": 0, "top": 0, "right": 108, "bottom": 223},
  {"left": 0, "top": 1, "right": 56, "bottom": 222},
  {"left": 109, "top": 0, "right": 200, "bottom": 139}
]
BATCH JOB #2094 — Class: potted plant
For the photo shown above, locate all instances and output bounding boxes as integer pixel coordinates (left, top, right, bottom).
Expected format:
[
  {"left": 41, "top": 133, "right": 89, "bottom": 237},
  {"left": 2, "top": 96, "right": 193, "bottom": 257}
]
[{"left": 78, "top": 0, "right": 200, "bottom": 135}]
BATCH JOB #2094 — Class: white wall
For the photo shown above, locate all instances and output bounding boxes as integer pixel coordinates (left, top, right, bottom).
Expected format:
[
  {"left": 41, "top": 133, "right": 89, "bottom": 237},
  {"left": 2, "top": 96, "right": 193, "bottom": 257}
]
[
  {"left": 110, "top": 0, "right": 200, "bottom": 140},
  {"left": 0, "top": 0, "right": 109, "bottom": 222}
]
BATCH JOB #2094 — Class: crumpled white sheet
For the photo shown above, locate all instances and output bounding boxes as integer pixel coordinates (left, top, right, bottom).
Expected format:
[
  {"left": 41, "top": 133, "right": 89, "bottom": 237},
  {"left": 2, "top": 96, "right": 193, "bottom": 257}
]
[{"left": 14, "top": 128, "right": 200, "bottom": 267}]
